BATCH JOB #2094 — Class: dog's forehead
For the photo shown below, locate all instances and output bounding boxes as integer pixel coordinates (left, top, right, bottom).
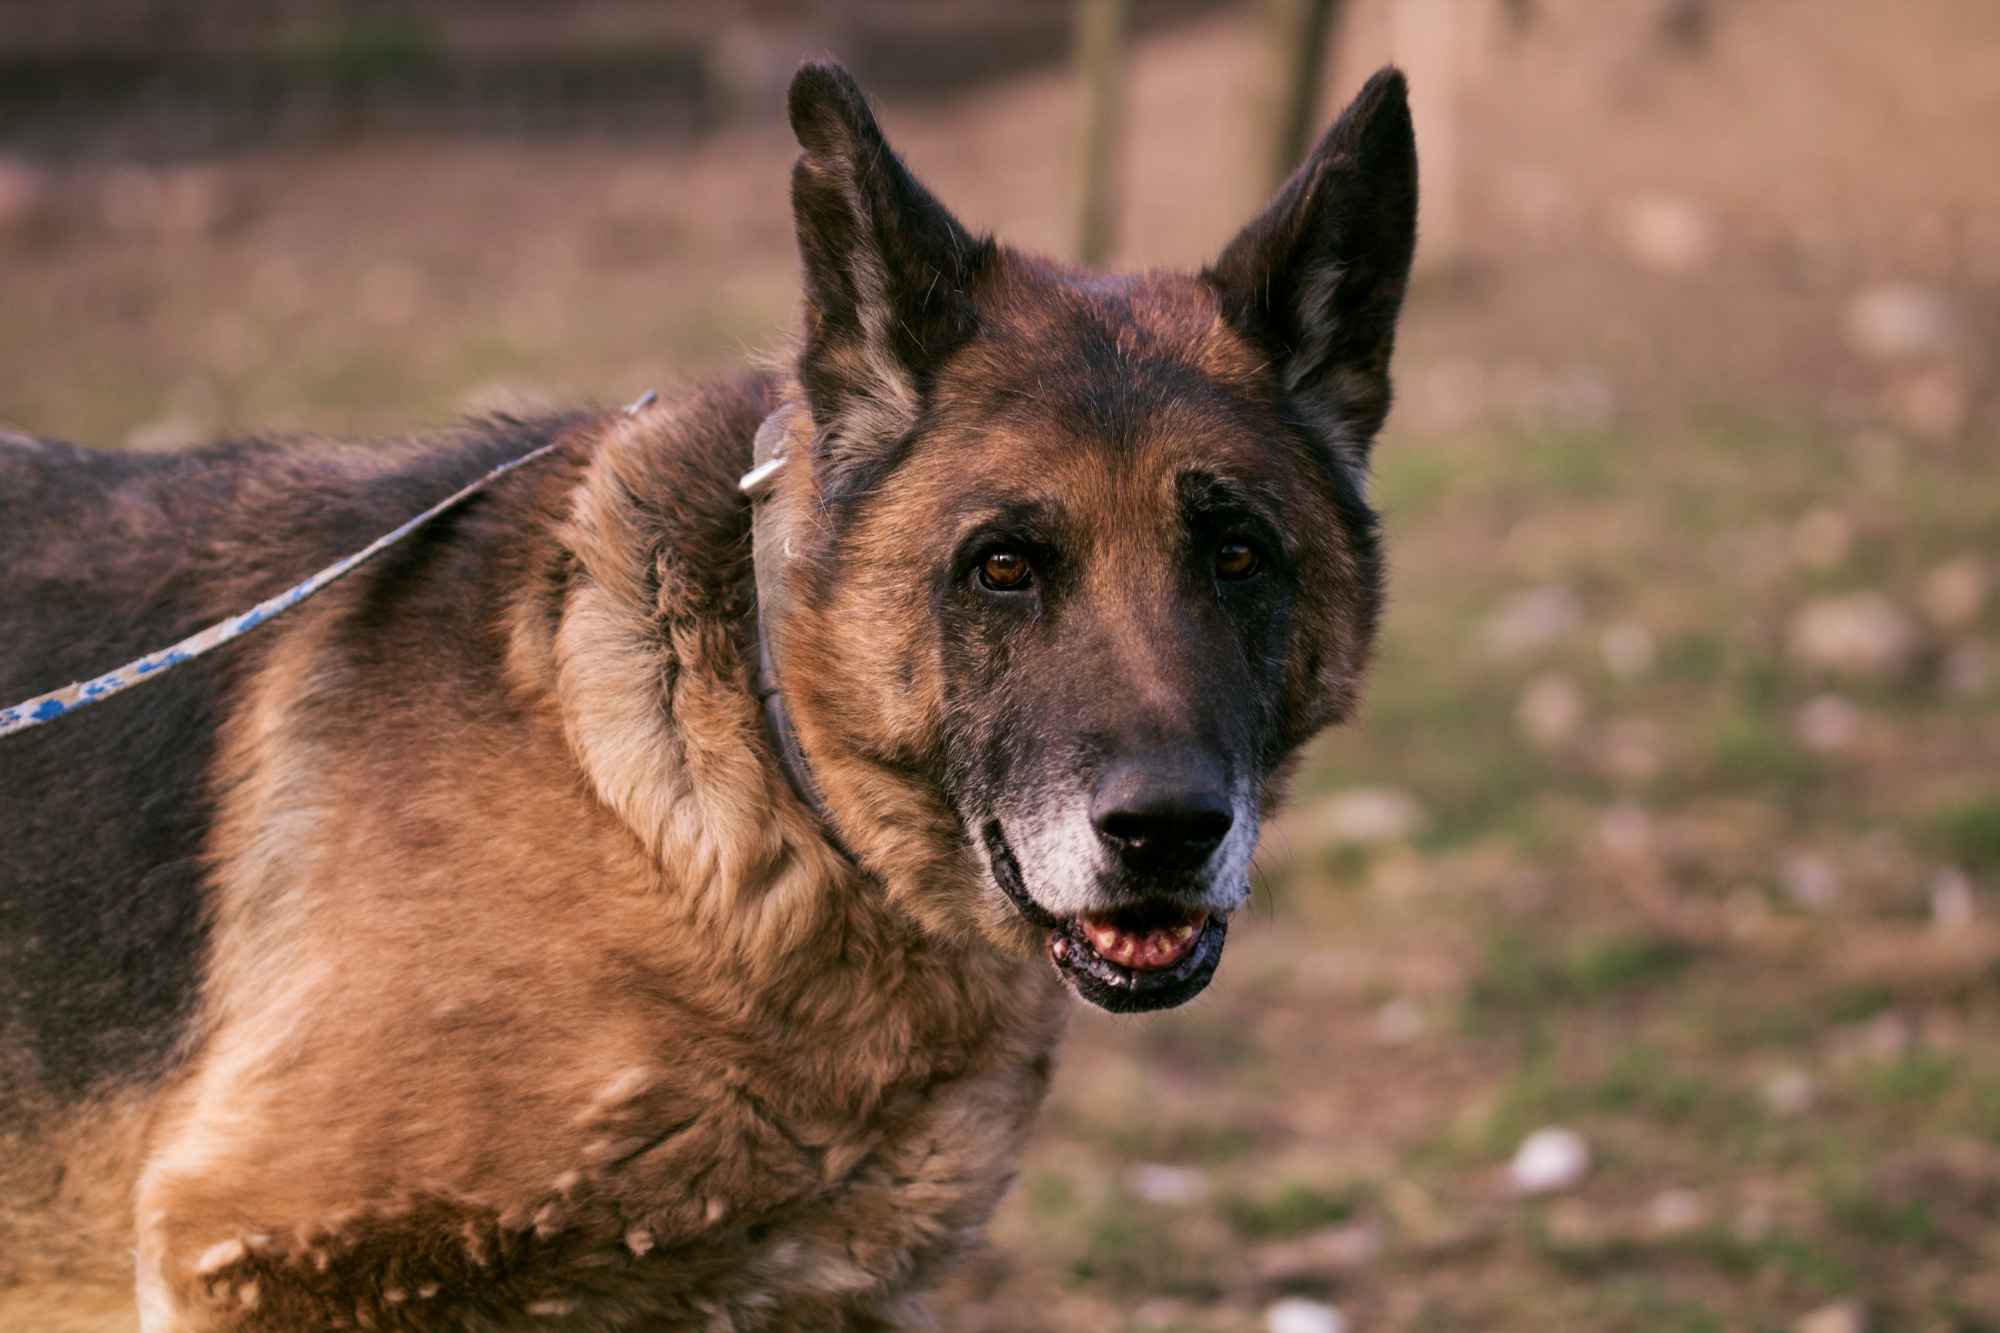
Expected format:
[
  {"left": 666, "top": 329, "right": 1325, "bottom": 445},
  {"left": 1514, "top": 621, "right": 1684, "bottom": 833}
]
[
  {"left": 918, "top": 266, "right": 1284, "bottom": 489},
  {"left": 974, "top": 263, "right": 1267, "bottom": 395}
]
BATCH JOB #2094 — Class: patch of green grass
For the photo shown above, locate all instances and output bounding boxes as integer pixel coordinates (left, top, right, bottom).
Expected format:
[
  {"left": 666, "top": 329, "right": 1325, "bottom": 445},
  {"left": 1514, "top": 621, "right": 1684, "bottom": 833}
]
[
  {"left": 1823, "top": 982, "right": 1898, "bottom": 1025},
  {"left": 1588, "top": 1044, "right": 1713, "bottom": 1123},
  {"left": 1466, "top": 930, "right": 1697, "bottom": 1027},
  {"left": 1970, "top": 1075, "right": 2000, "bottom": 1144},
  {"left": 1316, "top": 841, "right": 1373, "bottom": 883},
  {"left": 1465, "top": 931, "right": 1560, "bottom": 1020},
  {"left": 1219, "top": 1181, "right": 1362, "bottom": 1239},
  {"left": 1067, "top": 1205, "right": 1217, "bottom": 1299},
  {"left": 1678, "top": 1227, "right": 1855, "bottom": 1296},
  {"left": 1134, "top": 1005, "right": 1266, "bottom": 1073},
  {"left": 1859, "top": 1051, "right": 1960, "bottom": 1107},
  {"left": 1103, "top": 1120, "right": 1257, "bottom": 1166},
  {"left": 310, "top": 15, "right": 447, "bottom": 84},
  {"left": 1478, "top": 1061, "right": 1564, "bottom": 1157},
  {"left": 1656, "top": 631, "right": 1728, "bottom": 683},
  {"left": 1374, "top": 446, "right": 1459, "bottom": 519},
  {"left": 1511, "top": 425, "right": 1624, "bottom": 498},
  {"left": 1330, "top": 680, "right": 1558, "bottom": 856},
  {"left": 1927, "top": 797, "right": 2000, "bottom": 871},
  {"left": 1827, "top": 1190, "right": 1940, "bottom": 1248},
  {"left": 1711, "top": 996, "right": 1817, "bottom": 1051},
  {"left": 1704, "top": 712, "right": 1818, "bottom": 794},
  {"left": 1412, "top": 776, "right": 1554, "bottom": 855},
  {"left": 1592, "top": 1278, "right": 1727, "bottom": 1333},
  {"left": 1025, "top": 1170, "right": 1077, "bottom": 1221},
  {"left": 1568, "top": 935, "right": 1699, "bottom": 996}
]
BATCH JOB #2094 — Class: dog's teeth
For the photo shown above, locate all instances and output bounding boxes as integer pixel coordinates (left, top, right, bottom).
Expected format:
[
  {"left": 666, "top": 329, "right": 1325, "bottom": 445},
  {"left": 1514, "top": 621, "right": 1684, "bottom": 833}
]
[
  {"left": 1084, "top": 922, "right": 1123, "bottom": 956},
  {"left": 1169, "top": 923, "right": 1194, "bottom": 943}
]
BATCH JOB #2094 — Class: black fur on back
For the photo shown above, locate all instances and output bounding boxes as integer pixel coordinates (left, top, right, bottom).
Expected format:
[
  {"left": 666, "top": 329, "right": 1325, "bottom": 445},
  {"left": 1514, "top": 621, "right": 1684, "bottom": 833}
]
[{"left": 0, "top": 419, "right": 584, "bottom": 1111}]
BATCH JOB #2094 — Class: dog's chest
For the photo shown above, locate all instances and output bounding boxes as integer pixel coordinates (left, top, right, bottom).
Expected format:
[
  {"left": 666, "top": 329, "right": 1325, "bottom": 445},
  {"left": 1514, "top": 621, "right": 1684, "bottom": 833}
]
[
  {"left": 502, "top": 1037, "right": 1060, "bottom": 1329},
  {"left": 162, "top": 1030, "right": 1060, "bottom": 1332}
]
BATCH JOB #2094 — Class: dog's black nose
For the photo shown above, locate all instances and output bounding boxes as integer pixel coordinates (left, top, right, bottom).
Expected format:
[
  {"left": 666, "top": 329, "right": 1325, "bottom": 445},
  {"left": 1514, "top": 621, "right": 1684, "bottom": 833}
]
[{"left": 1091, "top": 752, "right": 1234, "bottom": 874}]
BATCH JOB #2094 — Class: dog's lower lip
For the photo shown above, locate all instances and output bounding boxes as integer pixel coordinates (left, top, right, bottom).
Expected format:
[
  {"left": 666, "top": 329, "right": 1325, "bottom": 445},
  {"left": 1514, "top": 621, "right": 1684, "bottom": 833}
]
[{"left": 1044, "top": 913, "right": 1227, "bottom": 1012}]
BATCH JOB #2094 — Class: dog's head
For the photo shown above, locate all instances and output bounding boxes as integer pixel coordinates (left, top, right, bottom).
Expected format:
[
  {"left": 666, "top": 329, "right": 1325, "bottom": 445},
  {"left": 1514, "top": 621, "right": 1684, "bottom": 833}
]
[{"left": 763, "top": 61, "right": 1416, "bottom": 1012}]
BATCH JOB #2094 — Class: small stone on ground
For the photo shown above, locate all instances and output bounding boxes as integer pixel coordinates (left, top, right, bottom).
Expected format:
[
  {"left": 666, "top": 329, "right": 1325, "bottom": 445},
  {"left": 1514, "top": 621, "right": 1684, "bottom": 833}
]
[
  {"left": 1266, "top": 1296, "right": 1348, "bottom": 1333},
  {"left": 1509, "top": 1127, "right": 1591, "bottom": 1195}
]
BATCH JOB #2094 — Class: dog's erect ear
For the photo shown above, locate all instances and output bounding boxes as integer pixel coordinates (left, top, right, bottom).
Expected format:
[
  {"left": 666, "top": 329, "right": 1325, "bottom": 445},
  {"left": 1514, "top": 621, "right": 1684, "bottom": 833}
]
[
  {"left": 1204, "top": 67, "right": 1418, "bottom": 471},
  {"left": 787, "top": 61, "right": 991, "bottom": 502}
]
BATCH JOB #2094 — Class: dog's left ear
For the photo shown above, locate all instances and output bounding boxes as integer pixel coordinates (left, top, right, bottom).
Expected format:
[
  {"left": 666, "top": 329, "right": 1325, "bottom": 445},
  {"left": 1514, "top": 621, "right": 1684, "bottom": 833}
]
[
  {"left": 787, "top": 61, "right": 992, "bottom": 502},
  {"left": 1204, "top": 68, "right": 1418, "bottom": 470}
]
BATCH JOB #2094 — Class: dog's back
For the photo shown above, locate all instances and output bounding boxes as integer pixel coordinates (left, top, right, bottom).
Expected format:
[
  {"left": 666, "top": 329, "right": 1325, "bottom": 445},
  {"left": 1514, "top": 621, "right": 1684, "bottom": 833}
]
[{"left": 0, "top": 424, "right": 574, "bottom": 1114}]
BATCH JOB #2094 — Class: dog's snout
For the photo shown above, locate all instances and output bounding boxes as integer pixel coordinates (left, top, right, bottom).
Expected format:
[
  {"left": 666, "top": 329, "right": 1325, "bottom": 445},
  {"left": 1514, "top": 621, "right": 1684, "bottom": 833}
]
[{"left": 1090, "top": 751, "right": 1234, "bottom": 874}]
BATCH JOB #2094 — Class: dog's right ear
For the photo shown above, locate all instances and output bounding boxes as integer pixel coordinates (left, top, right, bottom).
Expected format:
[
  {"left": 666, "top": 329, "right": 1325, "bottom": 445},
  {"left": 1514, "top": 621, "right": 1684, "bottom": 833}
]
[
  {"left": 1204, "top": 68, "right": 1418, "bottom": 475},
  {"left": 787, "top": 61, "right": 992, "bottom": 503}
]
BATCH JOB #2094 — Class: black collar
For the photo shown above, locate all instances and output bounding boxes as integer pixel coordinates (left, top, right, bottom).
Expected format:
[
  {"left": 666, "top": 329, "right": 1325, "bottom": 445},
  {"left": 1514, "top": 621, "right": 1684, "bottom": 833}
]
[{"left": 753, "top": 627, "right": 858, "bottom": 865}]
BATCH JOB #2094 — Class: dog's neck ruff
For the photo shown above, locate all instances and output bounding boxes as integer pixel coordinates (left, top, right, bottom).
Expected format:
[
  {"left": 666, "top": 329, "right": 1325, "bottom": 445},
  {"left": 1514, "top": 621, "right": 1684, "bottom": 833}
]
[{"left": 741, "top": 406, "right": 856, "bottom": 864}]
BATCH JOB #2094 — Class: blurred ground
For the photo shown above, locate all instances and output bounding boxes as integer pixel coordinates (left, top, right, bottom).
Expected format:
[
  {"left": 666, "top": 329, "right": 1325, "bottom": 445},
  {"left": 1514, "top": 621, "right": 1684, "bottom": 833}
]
[{"left": 3, "top": 2, "right": 1998, "bottom": 1329}]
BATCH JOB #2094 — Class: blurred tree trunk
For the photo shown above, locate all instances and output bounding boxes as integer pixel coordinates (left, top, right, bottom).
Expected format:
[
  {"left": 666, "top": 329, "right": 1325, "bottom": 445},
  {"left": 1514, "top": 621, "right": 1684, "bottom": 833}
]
[
  {"left": 1267, "top": 0, "right": 1348, "bottom": 187},
  {"left": 1073, "top": 0, "right": 1128, "bottom": 268}
]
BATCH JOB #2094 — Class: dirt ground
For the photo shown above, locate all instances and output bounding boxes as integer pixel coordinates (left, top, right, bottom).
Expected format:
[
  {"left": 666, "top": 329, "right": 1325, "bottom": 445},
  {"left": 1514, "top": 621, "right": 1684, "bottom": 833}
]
[{"left": 3, "top": 2, "right": 1997, "bottom": 1329}]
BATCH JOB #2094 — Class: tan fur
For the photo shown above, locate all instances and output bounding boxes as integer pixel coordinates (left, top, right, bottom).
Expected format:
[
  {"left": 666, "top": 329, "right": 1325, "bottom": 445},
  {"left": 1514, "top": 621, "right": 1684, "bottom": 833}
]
[
  {"left": 0, "top": 1090, "right": 153, "bottom": 1331},
  {"left": 13, "top": 392, "right": 1066, "bottom": 1331}
]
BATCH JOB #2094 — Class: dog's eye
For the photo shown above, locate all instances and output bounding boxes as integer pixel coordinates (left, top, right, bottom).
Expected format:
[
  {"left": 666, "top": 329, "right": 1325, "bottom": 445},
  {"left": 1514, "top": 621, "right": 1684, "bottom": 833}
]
[
  {"left": 1215, "top": 539, "right": 1261, "bottom": 581},
  {"left": 978, "top": 549, "right": 1033, "bottom": 592}
]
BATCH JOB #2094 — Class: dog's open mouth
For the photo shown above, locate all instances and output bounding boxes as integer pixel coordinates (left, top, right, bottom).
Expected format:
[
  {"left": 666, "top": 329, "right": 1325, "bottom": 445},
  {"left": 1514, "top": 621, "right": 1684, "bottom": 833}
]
[{"left": 983, "top": 823, "right": 1227, "bottom": 1013}]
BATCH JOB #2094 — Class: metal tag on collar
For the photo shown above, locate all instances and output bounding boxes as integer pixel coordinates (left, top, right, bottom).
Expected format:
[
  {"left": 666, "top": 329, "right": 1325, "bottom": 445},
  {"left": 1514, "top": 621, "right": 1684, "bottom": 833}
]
[
  {"left": 738, "top": 453, "right": 786, "bottom": 496},
  {"left": 739, "top": 405, "right": 797, "bottom": 497}
]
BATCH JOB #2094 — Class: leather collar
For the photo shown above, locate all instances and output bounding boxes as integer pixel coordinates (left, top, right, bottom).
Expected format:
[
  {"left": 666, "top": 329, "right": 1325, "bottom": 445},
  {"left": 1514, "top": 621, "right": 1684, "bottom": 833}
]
[
  {"left": 743, "top": 407, "right": 857, "bottom": 865},
  {"left": 752, "top": 625, "right": 856, "bottom": 864}
]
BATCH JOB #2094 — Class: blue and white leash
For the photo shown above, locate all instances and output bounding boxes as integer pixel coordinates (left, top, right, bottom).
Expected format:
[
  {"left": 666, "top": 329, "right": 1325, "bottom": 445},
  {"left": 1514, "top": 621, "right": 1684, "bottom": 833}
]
[{"left": 0, "top": 392, "right": 656, "bottom": 740}]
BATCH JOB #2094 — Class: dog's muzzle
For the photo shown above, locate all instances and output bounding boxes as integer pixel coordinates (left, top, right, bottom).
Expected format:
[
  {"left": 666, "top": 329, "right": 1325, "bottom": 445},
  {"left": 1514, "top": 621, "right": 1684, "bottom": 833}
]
[{"left": 982, "top": 822, "right": 1229, "bottom": 1014}]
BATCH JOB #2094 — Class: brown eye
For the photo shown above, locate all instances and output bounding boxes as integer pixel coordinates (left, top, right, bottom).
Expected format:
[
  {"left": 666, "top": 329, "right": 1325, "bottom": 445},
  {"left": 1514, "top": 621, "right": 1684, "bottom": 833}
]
[
  {"left": 978, "top": 549, "right": 1032, "bottom": 591},
  {"left": 1215, "top": 539, "right": 1260, "bottom": 580}
]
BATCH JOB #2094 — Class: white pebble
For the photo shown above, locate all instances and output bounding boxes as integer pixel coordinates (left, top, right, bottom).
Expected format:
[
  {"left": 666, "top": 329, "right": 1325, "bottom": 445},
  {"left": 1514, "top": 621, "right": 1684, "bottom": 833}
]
[
  {"left": 1483, "top": 585, "right": 1581, "bottom": 659},
  {"left": 1509, "top": 1126, "right": 1590, "bottom": 1195},
  {"left": 1787, "top": 593, "right": 1918, "bottom": 678},
  {"left": 1931, "top": 867, "right": 1976, "bottom": 931},
  {"left": 1794, "top": 1299, "right": 1867, "bottom": 1333},
  {"left": 1646, "top": 1188, "right": 1707, "bottom": 1236},
  {"left": 1599, "top": 622, "right": 1656, "bottom": 679},
  {"left": 1844, "top": 282, "right": 1953, "bottom": 361},
  {"left": 1125, "top": 1163, "right": 1208, "bottom": 1206},
  {"left": 1781, "top": 853, "right": 1841, "bottom": 911},
  {"left": 1518, "top": 674, "right": 1584, "bottom": 748},
  {"left": 1315, "top": 787, "right": 1428, "bottom": 844},
  {"left": 1598, "top": 803, "right": 1654, "bottom": 857},
  {"left": 1761, "top": 1067, "right": 1816, "bottom": 1117},
  {"left": 1374, "top": 998, "right": 1426, "bottom": 1045},
  {"left": 1920, "top": 557, "right": 1988, "bottom": 630},
  {"left": 1266, "top": 1296, "right": 1348, "bottom": 1333},
  {"left": 1617, "top": 194, "right": 1715, "bottom": 274},
  {"left": 1794, "top": 694, "right": 1860, "bottom": 754}
]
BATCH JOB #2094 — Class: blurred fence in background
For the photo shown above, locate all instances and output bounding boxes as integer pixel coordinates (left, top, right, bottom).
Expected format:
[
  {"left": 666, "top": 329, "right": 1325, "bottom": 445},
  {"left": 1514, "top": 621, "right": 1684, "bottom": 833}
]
[{"left": 0, "top": 0, "right": 1231, "bottom": 157}]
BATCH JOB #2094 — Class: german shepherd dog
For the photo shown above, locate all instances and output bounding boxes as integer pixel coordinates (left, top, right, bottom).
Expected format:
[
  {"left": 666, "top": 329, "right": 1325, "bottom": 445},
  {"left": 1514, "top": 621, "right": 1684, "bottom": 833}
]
[{"left": 0, "top": 61, "right": 1416, "bottom": 1331}]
